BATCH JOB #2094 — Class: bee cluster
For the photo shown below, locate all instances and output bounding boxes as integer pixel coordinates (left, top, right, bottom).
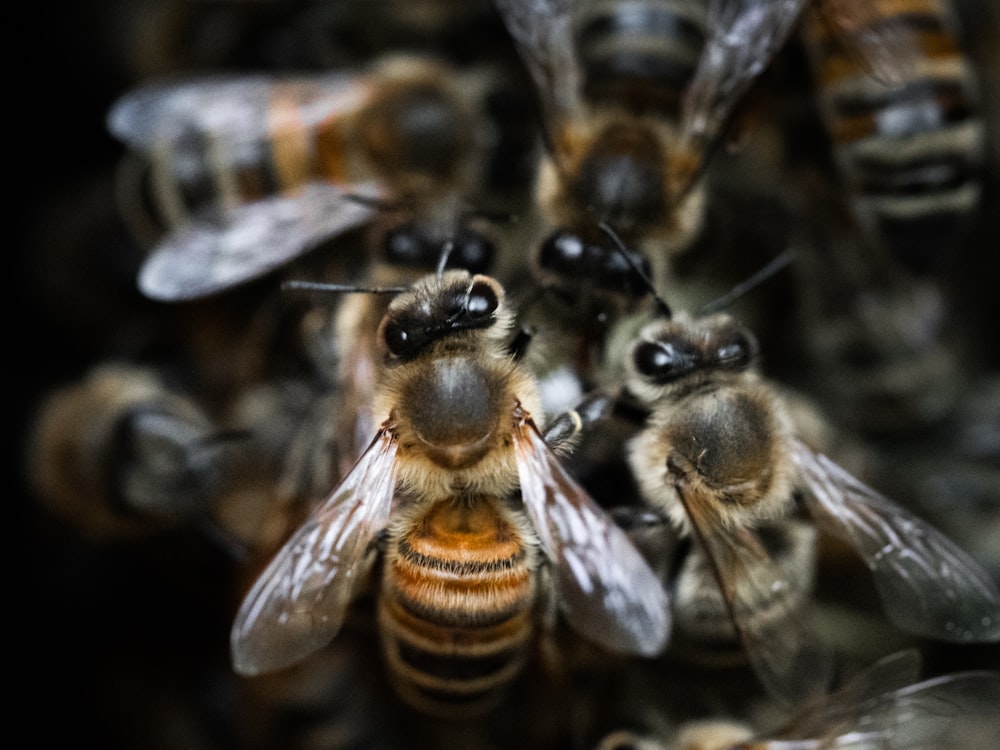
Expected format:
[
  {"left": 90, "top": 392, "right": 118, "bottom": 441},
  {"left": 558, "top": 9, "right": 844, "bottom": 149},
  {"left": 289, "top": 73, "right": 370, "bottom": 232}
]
[{"left": 17, "top": 1, "right": 1000, "bottom": 749}]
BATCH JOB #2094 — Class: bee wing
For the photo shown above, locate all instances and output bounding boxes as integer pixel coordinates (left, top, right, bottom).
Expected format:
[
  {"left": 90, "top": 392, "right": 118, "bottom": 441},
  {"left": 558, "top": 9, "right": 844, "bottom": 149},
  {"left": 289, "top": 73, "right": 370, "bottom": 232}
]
[
  {"left": 679, "top": 0, "right": 808, "bottom": 179},
  {"left": 790, "top": 437, "right": 1000, "bottom": 643},
  {"left": 814, "top": 0, "right": 924, "bottom": 88},
  {"left": 138, "top": 181, "right": 382, "bottom": 300},
  {"left": 230, "top": 425, "right": 399, "bottom": 676},
  {"left": 107, "top": 73, "right": 372, "bottom": 152},
  {"left": 513, "top": 416, "right": 670, "bottom": 656},
  {"left": 492, "top": 0, "right": 582, "bottom": 133},
  {"left": 774, "top": 649, "right": 923, "bottom": 740},
  {"left": 761, "top": 670, "right": 1000, "bottom": 750},
  {"left": 677, "top": 485, "right": 834, "bottom": 705}
]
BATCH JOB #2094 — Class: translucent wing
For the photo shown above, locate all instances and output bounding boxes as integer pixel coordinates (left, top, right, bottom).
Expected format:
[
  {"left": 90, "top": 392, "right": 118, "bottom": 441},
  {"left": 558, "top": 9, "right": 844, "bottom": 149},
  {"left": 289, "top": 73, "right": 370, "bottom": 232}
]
[
  {"left": 677, "top": 481, "right": 835, "bottom": 705},
  {"left": 230, "top": 425, "right": 399, "bottom": 676},
  {"left": 680, "top": 0, "right": 808, "bottom": 176},
  {"left": 814, "top": 0, "right": 924, "bottom": 89},
  {"left": 138, "top": 181, "right": 381, "bottom": 300},
  {"left": 774, "top": 649, "right": 923, "bottom": 740},
  {"left": 492, "top": 0, "right": 582, "bottom": 133},
  {"left": 791, "top": 436, "right": 1000, "bottom": 643},
  {"left": 513, "top": 414, "right": 670, "bottom": 656},
  {"left": 108, "top": 73, "right": 371, "bottom": 152},
  {"left": 759, "top": 668, "right": 1000, "bottom": 749}
]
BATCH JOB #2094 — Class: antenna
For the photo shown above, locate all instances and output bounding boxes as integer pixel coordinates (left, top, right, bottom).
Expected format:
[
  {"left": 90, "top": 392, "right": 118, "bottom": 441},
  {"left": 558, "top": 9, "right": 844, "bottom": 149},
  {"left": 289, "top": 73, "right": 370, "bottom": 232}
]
[
  {"left": 699, "top": 247, "right": 797, "bottom": 315},
  {"left": 597, "top": 222, "right": 672, "bottom": 319},
  {"left": 435, "top": 238, "right": 456, "bottom": 278},
  {"left": 281, "top": 280, "right": 409, "bottom": 298}
]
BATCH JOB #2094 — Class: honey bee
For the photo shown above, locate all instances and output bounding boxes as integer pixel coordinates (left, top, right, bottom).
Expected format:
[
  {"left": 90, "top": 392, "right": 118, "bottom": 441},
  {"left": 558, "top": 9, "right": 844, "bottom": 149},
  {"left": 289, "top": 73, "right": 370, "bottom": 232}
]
[
  {"left": 777, "top": 0, "right": 986, "bottom": 436},
  {"left": 800, "top": 0, "right": 985, "bottom": 274},
  {"left": 25, "top": 362, "right": 241, "bottom": 538},
  {"left": 593, "top": 649, "right": 1000, "bottom": 750},
  {"left": 620, "top": 297, "right": 1000, "bottom": 704},
  {"left": 108, "top": 54, "right": 516, "bottom": 301},
  {"left": 230, "top": 270, "right": 670, "bottom": 718},
  {"left": 490, "top": 0, "right": 821, "bottom": 410}
]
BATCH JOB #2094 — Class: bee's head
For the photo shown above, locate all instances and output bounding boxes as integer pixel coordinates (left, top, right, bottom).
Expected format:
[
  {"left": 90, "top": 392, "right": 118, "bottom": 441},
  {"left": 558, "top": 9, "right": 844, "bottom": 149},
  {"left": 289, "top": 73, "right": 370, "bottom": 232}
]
[
  {"left": 625, "top": 313, "right": 759, "bottom": 404},
  {"left": 535, "top": 227, "right": 654, "bottom": 306},
  {"left": 381, "top": 221, "right": 496, "bottom": 276},
  {"left": 378, "top": 271, "right": 511, "bottom": 362},
  {"left": 378, "top": 271, "right": 519, "bottom": 470}
]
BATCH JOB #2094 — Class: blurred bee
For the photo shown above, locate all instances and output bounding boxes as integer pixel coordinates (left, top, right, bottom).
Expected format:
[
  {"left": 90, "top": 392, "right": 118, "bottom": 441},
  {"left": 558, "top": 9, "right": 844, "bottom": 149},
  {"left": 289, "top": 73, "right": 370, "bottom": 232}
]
[
  {"left": 229, "top": 270, "right": 670, "bottom": 718},
  {"left": 617, "top": 275, "right": 1000, "bottom": 704},
  {"left": 781, "top": 0, "right": 985, "bottom": 436},
  {"left": 25, "top": 362, "right": 247, "bottom": 538},
  {"left": 491, "top": 0, "right": 819, "bottom": 411},
  {"left": 108, "top": 54, "right": 519, "bottom": 301},
  {"left": 593, "top": 649, "right": 1000, "bottom": 750},
  {"left": 800, "top": 0, "right": 985, "bottom": 275}
]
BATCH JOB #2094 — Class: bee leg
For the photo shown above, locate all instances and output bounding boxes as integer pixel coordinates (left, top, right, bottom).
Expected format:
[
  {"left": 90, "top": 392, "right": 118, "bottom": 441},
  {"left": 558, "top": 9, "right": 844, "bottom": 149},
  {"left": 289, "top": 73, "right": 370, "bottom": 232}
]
[{"left": 543, "top": 390, "right": 615, "bottom": 452}]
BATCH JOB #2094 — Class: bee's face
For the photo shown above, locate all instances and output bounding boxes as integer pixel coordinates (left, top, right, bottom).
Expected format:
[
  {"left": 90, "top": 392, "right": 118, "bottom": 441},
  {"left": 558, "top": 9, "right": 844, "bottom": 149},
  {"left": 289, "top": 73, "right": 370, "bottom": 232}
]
[
  {"left": 625, "top": 313, "right": 759, "bottom": 404},
  {"left": 378, "top": 271, "right": 510, "bottom": 362}
]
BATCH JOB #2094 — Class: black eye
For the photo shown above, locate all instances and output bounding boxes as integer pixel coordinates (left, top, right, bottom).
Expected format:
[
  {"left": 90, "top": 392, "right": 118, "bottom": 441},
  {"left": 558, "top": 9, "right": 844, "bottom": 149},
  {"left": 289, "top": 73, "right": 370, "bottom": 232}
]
[
  {"left": 383, "top": 320, "right": 414, "bottom": 357},
  {"left": 633, "top": 339, "right": 696, "bottom": 381},
  {"left": 714, "top": 331, "right": 756, "bottom": 370},
  {"left": 447, "top": 231, "right": 495, "bottom": 275},
  {"left": 538, "top": 230, "right": 584, "bottom": 274},
  {"left": 466, "top": 281, "right": 498, "bottom": 318},
  {"left": 383, "top": 223, "right": 435, "bottom": 267},
  {"left": 601, "top": 244, "right": 652, "bottom": 297}
]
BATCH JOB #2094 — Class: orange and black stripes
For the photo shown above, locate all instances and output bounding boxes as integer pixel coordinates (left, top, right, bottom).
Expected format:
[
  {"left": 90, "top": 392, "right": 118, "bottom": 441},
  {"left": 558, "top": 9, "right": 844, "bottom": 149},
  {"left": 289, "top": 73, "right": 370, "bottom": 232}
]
[
  {"left": 804, "top": 0, "right": 983, "bottom": 272},
  {"left": 378, "top": 499, "right": 538, "bottom": 717}
]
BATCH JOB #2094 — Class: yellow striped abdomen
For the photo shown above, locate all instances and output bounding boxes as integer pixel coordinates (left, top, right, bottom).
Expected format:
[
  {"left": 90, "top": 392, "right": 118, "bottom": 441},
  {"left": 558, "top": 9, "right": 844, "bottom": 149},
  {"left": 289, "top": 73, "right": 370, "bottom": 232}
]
[
  {"left": 379, "top": 497, "right": 538, "bottom": 718},
  {"left": 803, "top": 0, "right": 984, "bottom": 272}
]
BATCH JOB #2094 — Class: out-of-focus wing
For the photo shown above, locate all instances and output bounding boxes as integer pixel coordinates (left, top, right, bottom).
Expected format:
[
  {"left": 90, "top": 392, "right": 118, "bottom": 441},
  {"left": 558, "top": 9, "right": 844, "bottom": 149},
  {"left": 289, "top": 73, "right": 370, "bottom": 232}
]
[
  {"left": 108, "top": 74, "right": 371, "bottom": 151},
  {"left": 492, "top": 0, "right": 582, "bottom": 137},
  {"left": 774, "top": 649, "right": 923, "bottom": 740},
  {"left": 813, "top": 0, "right": 925, "bottom": 88},
  {"left": 138, "top": 181, "right": 381, "bottom": 300},
  {"left": 513, "top": 412, "right": 670, "bottom": 656},
  {"left": 677, "top": 477, "right": 835, "bottom": 705},
  {"left": 791, "top": 436, "right": 1000, "bottom": 643},
  {"left": 679, "top": 0, "right": 808, "bottom": 184},
  {"left": 230, "top": 424, "right": 399, "bottom": 676},
  {"left": 757, "top": 665, "right": 1000, "bottom": 749}
]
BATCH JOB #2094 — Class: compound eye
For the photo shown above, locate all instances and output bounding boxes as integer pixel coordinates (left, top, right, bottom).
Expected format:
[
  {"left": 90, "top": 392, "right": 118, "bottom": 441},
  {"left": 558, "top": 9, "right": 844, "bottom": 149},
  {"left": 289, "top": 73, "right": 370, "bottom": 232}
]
[
  {"left": 466, "top": 281, "right": 498, "bottom": 319},
  {"left": 448, "top": 231, "right": 496, "bottom": 275},
  {"left": 632, "top": 339, "right": 695, "bottom": 381},
  {"left": 714, "top": 331, "right": 756, "bottom": 370},
  {"left": 538, "top": 229, "right": 584, "bottom": 273},
  {"left": 383, "top": 223, "right": 433, "bottom": 267},
  {"left": 383, "top": 319, "right": 414, "bottom": 357}
]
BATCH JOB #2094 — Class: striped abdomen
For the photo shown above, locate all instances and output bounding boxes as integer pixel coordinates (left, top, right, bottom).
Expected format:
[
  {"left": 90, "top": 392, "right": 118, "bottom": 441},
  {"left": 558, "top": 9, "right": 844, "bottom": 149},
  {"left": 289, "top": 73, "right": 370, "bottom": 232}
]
[
  {"left": 804, "top": 0, "right": 984, "bottom": 272},
  {"left": 148, "top": 78, "right": 365, "bottom": 229},
  {"left": 379, "top": 498, "right": 538, "bottom": 718},
  {"left": 573, "top": 0, "right": 707, "bottom": 117}
]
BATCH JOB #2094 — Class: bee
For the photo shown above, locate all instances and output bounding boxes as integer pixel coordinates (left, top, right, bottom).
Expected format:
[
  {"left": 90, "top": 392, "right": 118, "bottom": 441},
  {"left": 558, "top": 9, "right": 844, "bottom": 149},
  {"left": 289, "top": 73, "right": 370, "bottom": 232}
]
[
  {"left": 491, "top": 0, "right": 820, "bottom": 411},
  {"left": 229, "top": 270, "right": 670, "bottom": 718},
  {"left": 778, "top": 0, "right": 985, "bottom": 436},
  {"left": 619, "top": 286, "right": 1000, "bottom": 704},
  {"left": 593, "top": 649, "right": 1000, "bottom": 750},
  {"left": 108, "top": 54, "right": 516, "bottom": 301},
  {"left": 799, "top": 0, "right": 985, "bottom": 275},
  {"left": 25, "top": 362, "right": 241, "bottom": 538}
]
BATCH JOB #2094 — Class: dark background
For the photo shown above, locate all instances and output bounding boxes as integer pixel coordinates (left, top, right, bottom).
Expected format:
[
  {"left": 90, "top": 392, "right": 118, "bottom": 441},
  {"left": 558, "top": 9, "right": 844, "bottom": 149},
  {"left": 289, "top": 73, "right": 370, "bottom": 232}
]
[{"left": 13, "top": 1, "right": 1000, "bottom": 748}]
